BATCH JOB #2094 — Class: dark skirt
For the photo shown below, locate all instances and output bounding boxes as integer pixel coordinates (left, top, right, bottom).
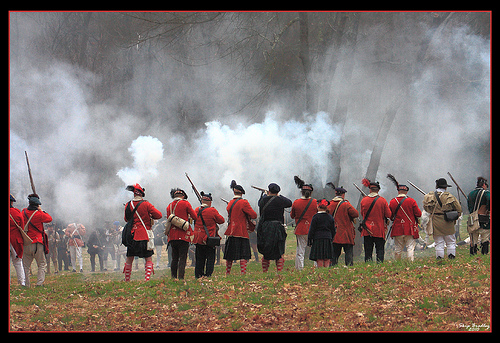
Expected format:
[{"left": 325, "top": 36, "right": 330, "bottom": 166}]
[
  {"left": 257, "top": 220, "right": 287, "bottom": 260},
  {"left": 309, "top": 238, "right": 334, "bottom": 261},
  {"left": 126, "top": 239, "right": 154, "bottom": 258},
  {"left": 224, "top": 236, "right": 251, "bottom": 261}
]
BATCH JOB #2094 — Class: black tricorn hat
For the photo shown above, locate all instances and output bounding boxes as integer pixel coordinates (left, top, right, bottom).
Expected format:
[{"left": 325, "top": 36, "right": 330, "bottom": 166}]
[
  {"left": 435, "top": 178, "right": 452, "bottom": 188},
  {"left": 170, "top": 188, "right": 188, "bottom": 199}
]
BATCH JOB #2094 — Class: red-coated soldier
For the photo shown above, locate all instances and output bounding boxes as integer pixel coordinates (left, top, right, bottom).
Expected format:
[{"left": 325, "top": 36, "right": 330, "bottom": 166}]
[
  {"left": 386, "top": 174, "right": 422, "bottom": 261},
  {"left": 193, "top": 191, "right": 225, "bottom": 278},
  {"left": 290, "top": 176, "right": 317, "bottom": 270},
  {"left": 359, "top": 178, "right": 391, "bottom": 263},
  {"left": 224, "top": 180, "right": 258, "bottom": 275},
  {"left": 22, "top": 194, "right": 53, "bottom": 287},
  {"left": 326, "top": 184, "right": 359, "bottom": 266},
  {"left": 123, "top": 183, "right": 162, "bottom": 281},
  {"left": 166, "top": 188, "right": 196, "bottom": 280}
]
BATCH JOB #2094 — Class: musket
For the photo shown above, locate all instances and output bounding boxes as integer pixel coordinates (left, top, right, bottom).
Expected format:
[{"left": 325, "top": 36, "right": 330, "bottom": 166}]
[
  {"left": 185, "top": 173, "right": 202, "bottom": 204},
  {"left": 447, "top": 172, "right": 468, "bottom": 199},
  {"left": 220, "top": 198, "right": 229, "bottom": 204},
  {"left": 25, "top": 151, "right": 36, "bottom": 194},
  {"left": 352, "top": 183, "right": 367, "bottom": 197},
  {"left": 406, "top": 179, "right": 426, "bottom": 195},
  {"left": 251, "top": 185, "right": 267, "bottom": 193}
]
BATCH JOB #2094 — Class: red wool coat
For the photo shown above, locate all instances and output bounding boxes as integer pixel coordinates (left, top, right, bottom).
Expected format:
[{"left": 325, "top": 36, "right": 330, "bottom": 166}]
[
  {"left": 327, "top": 197, "right": 359, "bottom": 245},
  {"left": 389, "top": 195, "right": 422, "bottom": 237},
  {"left": 290, "top": 197, "right": 317, "bottom": 235},
  {"left": 225, "top": 197, "right": 257, "bottom": 239},
  {"left": 360, "top": 193, "right": 391, "bottom": 238},
  {"left": 124, "top": 199, "right": 162, "bottom": 241},
  {"left": 166, "top": 199, "right": 196, "bottom": 242},
  {"left": 10, "top": 207, "right": 25, "bottom": 258},
  {"left": 192, "top": 205, "right": 225, "bottom": 245},
  {"left": 22, "top": 208, "right": 53, "bottom": 244},
  {"left": 65, "top": 223, "right": 86, "bottom": 247}
]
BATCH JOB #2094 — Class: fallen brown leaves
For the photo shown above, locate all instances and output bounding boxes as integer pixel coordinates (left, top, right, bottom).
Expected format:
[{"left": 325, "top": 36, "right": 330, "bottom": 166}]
[{"left": 10, "top": 252, "right": 491, "bottom": 332}]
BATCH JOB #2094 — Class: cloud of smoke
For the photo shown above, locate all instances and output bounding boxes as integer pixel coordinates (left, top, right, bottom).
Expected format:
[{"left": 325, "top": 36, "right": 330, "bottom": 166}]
[
  {"left": 9, "top": 13, "right": 490, "bottom": 228},
  {"left": 117, "top": 135, "right": 164, "bottom": 186}
]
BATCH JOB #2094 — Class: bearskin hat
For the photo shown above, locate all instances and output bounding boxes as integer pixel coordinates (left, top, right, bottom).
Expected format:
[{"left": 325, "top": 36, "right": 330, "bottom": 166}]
[
  {"left": 170, "top": 188, "right": 188, "bottom": 199},
  {"left": 326, "top": 182, "right": 347, "bottom": 195},
  {"left": 230, "top": 180, "right": 245, "bottom": 194},
  {"left": 386, "top": 174, "right": 409, "bottom": 191},
  {"left": 362, "top": 178, "right": 380, "bottom": 190},
  {"left": 294, "top": 175, "right": 313, "bottom": 191}
]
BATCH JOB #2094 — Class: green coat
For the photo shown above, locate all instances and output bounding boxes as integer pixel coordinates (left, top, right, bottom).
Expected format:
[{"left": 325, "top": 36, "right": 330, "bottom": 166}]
[{"left": 423, "top": 191, "right": 462, "bottom": 236}]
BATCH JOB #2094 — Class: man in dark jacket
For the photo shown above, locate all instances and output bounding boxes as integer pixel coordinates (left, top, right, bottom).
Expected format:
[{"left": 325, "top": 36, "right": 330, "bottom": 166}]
[
  {"left": 257, "top": 183, "right": 292, "bottom": 272},
  {"left": 467, "top": 176, "right": 490, "bottom": 255}
]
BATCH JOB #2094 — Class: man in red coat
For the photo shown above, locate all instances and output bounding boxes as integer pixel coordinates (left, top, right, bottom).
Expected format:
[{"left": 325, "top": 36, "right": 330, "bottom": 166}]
[
  {"left": 193, "top": 191, "right": 225, "bottom": 278},
  {"left": 389, "top": 184, "right": 422, "bottom": 261},
  {"left": 327, "top": 185, "right": 359, "bottom": 266},
  {"left": 291, "top": 176, "right": 317, "bottom": 270},
  {"left": 166, "top": 188, "right": 196, "bottom": 280},
  {"left": 10, "top": 194, "right": 25, "bottom": 286},
  {"left": 224, "top": 180, "right": 257, "bottom": 275},
  {"left": 359, "top": 179, "right": 391, "bottom": 263},
  {"left": 22, "top": 194, "right": 53, "bottom": 287},
  {"left": 65, "top": 222, "right": 86, "bottom": 273},
  {"left": 123, "top": 183, "right": 162, "bottom": 281}
]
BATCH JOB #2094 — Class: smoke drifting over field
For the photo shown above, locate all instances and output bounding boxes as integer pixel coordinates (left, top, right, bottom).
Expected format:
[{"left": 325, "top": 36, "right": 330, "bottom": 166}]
[{"left": 9, "top": 12, "right": 490, "bottom": 228}]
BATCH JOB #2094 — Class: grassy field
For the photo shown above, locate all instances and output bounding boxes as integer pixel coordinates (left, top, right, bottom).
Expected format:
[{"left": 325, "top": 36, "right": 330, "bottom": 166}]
[{"left": 10, "top": 224, "right": 491, "bottom": 332}]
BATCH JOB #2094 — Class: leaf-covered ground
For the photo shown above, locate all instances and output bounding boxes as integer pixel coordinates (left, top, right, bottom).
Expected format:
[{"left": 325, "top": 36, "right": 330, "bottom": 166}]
[{"left": 10, "top": 242, "right": 490, "bottom": 332}]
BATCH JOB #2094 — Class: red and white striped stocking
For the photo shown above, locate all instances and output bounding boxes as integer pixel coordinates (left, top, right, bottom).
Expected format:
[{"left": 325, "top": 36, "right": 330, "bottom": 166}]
[
  {"left": 240, "top": 259, "right": 248, "bottom": 275},
  {"left": 225, "top": 260, "right": 233, "bottom": 275},
  {"left": 145, "top": 260, "right": 154, "bottom": 281},
  {"left": 276, "top": 257, "right": 285, "bottom": 272},
  {"left": 123, "top": 262, "right": 132, "bottom": 282},
  {"left": 261, "top": 259, "right": 270, "bottom": 272}
]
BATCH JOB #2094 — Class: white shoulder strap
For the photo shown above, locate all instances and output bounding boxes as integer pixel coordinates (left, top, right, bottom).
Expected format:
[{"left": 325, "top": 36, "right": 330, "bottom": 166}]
[{"left": 131, "top": 201, "right": 147, "bottom": 230}]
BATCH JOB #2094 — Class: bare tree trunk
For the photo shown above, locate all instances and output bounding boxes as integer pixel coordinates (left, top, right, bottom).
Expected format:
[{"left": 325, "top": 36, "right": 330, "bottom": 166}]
[
  {"left": 326, "top": 13, "right": 361, "bottom": 188},
  {"left": 299, "top": 12, "right": 313, "bottom": 113},
  {"left": 353, "top": 13, "right": 452, "bottom": 256},
  {"left": 77, "top": 12, "right": 93, "bottom": 68},
  {"left": 359, "top": 12, "right": 452, "bottom": 192}
]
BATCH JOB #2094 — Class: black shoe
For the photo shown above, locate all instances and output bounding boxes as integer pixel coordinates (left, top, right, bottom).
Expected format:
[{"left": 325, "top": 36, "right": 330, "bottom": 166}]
[
  {"left": 448, "top": 253, "right": 455, "bottom": 259},
  {"left": 481, "top": 241, "right": 490, "bottom": 255}
]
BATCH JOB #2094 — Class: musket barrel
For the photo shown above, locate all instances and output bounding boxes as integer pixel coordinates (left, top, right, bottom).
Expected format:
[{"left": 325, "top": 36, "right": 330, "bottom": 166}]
[
  {"left": 406, "top": 180, "right": 426, "bottom": 195},
  {"left": 185, "top": 172, "right": 202, "bottom": 203},
  {"left": 25, "top": 151, "right": 36, "bottom": 194},
  {"left": 251, "top": 185, "right": 267, "bottom": 192},
  {"left": 352, "top": 183, "right": 367, "bottom": 197},
  {"left": 447, "top": 172, "right": 468, "bottom": 199}
]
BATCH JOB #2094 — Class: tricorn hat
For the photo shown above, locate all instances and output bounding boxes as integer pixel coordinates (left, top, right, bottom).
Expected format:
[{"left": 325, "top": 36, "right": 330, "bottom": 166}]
[
  {"left": 126, "top": 183, "right": 145, "bottom": 197},
  {"left": 435, "top": 178, "right": 452, "bottom": 189}
]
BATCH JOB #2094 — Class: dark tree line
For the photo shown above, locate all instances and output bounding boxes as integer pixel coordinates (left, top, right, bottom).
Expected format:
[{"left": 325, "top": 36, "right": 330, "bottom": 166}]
[{"left": 10, "top": 11, "right": 490, "bottom": 191}]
